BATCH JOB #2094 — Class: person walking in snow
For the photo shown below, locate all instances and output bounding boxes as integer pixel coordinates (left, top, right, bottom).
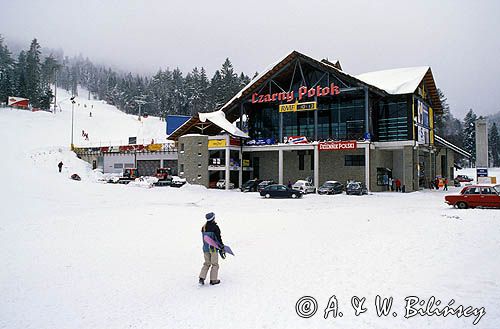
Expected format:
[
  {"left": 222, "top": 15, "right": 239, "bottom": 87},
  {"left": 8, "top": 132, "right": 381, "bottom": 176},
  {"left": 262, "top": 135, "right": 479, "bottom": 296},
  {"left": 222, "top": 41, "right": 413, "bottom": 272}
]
[
  {"left": 443, "top": 177, "right": 449, "bottom": 191},
  {"left": 199, "top": 212, "right": 224, "bottom": 285},
  {"left": 58, "top": 161, "right": 63, "bottom": 173},
  {"left": 395, "top": 178, "right": 401, "bottom": 192}
]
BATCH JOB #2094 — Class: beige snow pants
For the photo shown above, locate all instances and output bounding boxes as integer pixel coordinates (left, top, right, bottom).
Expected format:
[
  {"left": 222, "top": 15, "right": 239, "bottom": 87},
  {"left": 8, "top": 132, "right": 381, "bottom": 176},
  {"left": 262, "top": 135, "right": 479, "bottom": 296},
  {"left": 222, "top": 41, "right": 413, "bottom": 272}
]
[{"left": 199, "top": 251, "right": 219, "bottom": 280}]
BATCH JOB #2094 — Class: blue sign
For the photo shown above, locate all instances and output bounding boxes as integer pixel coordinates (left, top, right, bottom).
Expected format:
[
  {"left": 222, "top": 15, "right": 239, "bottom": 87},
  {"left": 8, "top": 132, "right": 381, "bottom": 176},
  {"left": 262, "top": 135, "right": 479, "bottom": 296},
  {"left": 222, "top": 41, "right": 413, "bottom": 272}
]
[
  {"left": 246, "top": 138, "right": 276, "bottom": 145},
  {"left": 476, "top": 168, "right": 488, "bottom": 177},
  {"left": 166, "top": 115, "right": 191, "bottom": 135},
  {"left": 363, "top": 132, "right": 372, "bottom": 141}
]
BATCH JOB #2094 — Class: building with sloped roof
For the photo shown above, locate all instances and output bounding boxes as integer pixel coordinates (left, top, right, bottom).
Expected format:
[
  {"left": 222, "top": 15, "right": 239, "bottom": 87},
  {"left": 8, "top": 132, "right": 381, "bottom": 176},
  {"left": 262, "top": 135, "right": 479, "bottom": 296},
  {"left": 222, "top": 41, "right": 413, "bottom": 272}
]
[{"left": 171, "top": 51, "right": 468, "bottom": 192}]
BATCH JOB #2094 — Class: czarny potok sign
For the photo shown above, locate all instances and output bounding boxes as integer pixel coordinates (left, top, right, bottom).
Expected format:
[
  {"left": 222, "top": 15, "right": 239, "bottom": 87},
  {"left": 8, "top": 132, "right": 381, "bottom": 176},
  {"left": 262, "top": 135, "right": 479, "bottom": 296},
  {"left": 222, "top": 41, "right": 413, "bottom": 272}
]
[{"left": 251, "top": 83, "right": 341, "bottom": 104}]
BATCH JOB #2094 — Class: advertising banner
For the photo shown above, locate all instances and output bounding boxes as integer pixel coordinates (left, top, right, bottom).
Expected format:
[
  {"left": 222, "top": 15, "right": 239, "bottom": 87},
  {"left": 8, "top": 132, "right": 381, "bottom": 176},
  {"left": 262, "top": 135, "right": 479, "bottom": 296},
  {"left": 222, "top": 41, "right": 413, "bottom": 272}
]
[
  {"left": 208, "top": 139, "right": 227, "bottom": 148},
  {"left": 279, "top": 101, "right": 317, "bottom": 113},
  {"left": 318, "top": 141, "right": 357, "bottom": 151},
  {"left": 287, "top": 136, "right": 308, "bottom": 144}
]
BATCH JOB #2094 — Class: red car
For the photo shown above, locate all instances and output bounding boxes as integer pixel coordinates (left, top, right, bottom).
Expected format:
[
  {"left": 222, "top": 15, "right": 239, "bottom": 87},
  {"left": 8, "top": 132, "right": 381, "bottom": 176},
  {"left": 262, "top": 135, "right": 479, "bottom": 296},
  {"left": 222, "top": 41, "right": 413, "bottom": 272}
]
[
  {"left": 455, "top": 175, "right": 474, "bottom": 182},
  {"left": 445, "top": 185, "right": 500, "bottom": 209}
]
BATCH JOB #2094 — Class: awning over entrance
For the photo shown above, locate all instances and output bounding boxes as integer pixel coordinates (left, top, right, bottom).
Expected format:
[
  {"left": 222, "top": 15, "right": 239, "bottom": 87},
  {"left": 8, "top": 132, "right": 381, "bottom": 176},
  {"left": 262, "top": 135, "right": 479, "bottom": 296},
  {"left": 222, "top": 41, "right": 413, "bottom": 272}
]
[{"left": 199, "top": 110, "right": 249, "bottom": 139}]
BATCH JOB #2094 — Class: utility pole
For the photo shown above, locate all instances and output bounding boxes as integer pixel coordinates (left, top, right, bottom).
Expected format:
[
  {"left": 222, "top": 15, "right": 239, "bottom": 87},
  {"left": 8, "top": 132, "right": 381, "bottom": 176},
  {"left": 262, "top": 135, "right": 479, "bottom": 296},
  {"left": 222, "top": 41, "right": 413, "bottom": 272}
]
[
  {"left": 53, "top": 69, "right": 57, "bottom": 114},
  {"left": 70, "top": 96, "right": 76, "bottom": 150},
  {"left": 134, "top": 99, "right": 147, "bottom": 121}
]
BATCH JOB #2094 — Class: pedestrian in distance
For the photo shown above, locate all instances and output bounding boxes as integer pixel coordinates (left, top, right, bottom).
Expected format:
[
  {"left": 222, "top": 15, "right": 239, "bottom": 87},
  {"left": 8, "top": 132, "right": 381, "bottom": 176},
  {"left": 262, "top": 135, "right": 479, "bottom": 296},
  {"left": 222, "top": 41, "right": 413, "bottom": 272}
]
[
  {"left": 395, "top": 178, "right": 401, "bottom": 192},
  {"left": 199, "top": 212, "right": 224, "bottom": 286},
  {"left": 435, "top": 177, "right": 440, "bottom": 190},
  {"left": 444, "top": 177, "right": 448, "bottom": 191},
  {"left": 58, "top": 161, "right": 63, "bottom": 173}
]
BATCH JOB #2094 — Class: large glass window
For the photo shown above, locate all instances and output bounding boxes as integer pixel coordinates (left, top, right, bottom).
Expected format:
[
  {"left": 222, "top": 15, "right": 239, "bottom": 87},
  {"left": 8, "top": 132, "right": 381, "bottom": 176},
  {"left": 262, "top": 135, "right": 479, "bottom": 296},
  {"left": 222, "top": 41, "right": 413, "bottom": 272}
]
[
  {"left": 248, "top": 107, "right": 280, "bottom": 140},
  {"left": 376, "top": 97, "right": 409, "bottom": 141}
]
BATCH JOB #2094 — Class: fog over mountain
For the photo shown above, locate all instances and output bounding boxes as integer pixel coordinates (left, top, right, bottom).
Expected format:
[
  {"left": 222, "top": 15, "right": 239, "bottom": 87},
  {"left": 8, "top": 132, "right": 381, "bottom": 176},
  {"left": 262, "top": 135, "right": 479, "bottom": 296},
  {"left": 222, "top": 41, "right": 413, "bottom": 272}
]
[{"left": 1, "top": 0, "right": 500, "bottom": 117}]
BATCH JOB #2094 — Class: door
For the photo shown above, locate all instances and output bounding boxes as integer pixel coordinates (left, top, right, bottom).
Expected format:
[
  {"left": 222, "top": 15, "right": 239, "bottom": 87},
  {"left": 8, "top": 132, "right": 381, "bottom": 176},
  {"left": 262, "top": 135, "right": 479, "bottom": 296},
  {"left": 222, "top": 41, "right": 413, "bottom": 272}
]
[
  {"left": 276, "top": 185, "right": 288, "bottom": 198},
  {"left": 480, "top": 187, "right": 500, "bottom": 208},
  {"left": 463, "top": 187, "right": 481, "bottom": 207}
]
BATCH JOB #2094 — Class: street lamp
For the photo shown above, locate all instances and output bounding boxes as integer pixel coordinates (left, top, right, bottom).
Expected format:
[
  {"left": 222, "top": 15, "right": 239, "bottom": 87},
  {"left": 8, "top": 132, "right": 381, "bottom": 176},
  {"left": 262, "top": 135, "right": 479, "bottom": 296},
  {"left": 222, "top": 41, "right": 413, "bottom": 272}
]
[{"left": 70, "top": 96, "right": 76, "bottom": 150}]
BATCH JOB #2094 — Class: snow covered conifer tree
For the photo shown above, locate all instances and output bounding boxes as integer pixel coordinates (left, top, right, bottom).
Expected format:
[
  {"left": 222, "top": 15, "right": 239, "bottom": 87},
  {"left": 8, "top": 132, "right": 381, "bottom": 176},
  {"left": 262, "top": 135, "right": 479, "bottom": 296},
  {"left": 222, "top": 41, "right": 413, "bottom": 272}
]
[
  {"left": 463, "top": 109, "right": 478, "bottom": 163},
  {"left": 489, "top": 122, "right": 500, "bottom": 167}
]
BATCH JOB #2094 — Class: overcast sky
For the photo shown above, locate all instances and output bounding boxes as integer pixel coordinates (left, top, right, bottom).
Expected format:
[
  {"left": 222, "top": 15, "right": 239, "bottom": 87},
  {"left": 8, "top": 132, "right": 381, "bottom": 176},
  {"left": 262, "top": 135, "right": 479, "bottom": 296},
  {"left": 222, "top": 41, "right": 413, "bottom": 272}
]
[{"left": 1, "top": 0, "right": 499, "bottom": 117}]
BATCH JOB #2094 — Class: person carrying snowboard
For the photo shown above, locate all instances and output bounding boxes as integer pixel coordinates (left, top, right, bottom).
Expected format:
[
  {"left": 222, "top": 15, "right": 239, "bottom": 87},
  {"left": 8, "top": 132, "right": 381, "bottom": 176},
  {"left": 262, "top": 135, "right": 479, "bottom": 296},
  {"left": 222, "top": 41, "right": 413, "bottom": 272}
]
[{"left": 199, "top": 212, "right": 224, "bottom": 285}]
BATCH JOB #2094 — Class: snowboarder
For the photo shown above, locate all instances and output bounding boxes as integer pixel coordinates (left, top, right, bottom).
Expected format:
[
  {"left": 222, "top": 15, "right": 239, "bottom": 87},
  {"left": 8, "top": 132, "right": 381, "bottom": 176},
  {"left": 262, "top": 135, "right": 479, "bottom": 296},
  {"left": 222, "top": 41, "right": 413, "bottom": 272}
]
[
  {"left": 89, "top": 112, "right": 92, "bottom": 117},
  {"left": 395, "top": 178, "right": 401, "bottom": 192},
  {"left": 199, "top": 212, "right": 224, "bottom": 285},
  {"left": 58, "top": 161, "right": 63, "bottom": 173}
]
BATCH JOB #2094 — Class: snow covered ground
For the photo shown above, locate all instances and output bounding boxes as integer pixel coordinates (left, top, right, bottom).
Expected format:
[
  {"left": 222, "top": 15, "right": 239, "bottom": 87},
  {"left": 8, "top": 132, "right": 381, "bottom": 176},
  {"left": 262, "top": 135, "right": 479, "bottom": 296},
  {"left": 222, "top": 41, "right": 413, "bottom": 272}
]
[{"left": 1, "top": 93, "right": 500, "bottom": 329}]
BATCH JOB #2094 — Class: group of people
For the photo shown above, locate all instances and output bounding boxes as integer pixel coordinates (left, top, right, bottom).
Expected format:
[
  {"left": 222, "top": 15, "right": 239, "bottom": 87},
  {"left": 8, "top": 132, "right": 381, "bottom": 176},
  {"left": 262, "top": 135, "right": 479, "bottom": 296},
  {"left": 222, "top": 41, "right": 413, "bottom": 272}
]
[
  {"left": 430, "top": 177, "right": 449, "bottom": 191},
  {"left": 387, "top": 177, "right": 402, "bottom": 192}
]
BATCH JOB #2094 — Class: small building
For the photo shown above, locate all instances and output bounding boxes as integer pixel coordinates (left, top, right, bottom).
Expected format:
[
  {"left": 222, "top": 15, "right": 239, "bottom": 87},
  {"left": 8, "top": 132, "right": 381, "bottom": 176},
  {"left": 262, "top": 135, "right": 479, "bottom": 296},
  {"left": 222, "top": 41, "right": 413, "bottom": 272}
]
[
  {"left": 75, "top": 143, "right": 178, "bottom": 175},
  {"left": 168, "top": 51, "right": 470, "bottom": 191}
]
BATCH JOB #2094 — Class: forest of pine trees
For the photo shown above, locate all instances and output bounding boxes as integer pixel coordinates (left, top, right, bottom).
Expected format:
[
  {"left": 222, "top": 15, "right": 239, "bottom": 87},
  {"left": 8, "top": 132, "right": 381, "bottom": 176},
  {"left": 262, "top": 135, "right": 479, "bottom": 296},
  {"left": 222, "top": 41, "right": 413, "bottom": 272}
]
[
  {"left": 2, "top": 36, "right": 500, "bottom": 166},
  {"left": 0, "top": 36, "right": 251, "bottom": 117}
]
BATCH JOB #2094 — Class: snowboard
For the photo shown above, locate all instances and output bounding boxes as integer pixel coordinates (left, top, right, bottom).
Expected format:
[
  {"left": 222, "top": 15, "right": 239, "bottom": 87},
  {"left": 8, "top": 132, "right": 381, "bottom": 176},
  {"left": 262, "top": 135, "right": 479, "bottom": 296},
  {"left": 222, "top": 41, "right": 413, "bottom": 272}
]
[{"left": 203, "top": 235, "right": 235, "bottom": 256}]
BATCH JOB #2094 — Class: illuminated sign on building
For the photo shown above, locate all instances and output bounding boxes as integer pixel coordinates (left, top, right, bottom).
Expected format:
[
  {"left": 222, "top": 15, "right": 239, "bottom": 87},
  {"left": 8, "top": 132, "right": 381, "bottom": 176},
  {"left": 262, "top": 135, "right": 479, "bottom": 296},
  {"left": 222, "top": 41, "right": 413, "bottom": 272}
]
[{"left": 251, "top": 83, "right": 340, "bottom": 104}]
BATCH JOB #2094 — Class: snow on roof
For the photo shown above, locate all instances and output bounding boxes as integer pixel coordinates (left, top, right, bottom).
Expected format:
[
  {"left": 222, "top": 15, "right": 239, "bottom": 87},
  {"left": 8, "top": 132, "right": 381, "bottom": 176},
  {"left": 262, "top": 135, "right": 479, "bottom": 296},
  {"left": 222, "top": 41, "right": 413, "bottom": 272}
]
[
  {"left": 355, "top": 66, "right": 430, "bottom": 95},
  {"left": 199, "top": 110, "right": 249, "bottom": 139}
]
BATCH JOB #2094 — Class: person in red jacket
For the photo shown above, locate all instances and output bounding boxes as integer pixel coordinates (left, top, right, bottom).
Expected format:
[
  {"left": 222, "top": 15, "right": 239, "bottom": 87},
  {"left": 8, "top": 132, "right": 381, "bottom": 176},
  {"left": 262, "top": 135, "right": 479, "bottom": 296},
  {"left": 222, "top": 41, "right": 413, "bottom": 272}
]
[{"left": 395, "top": 178, "right": 401, "bottom": 192}]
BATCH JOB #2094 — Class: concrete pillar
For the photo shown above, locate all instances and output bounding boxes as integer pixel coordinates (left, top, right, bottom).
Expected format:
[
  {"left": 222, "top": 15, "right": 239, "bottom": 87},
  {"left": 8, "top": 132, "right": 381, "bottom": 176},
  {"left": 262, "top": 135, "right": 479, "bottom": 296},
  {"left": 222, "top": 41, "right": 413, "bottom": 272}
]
[
  {"left": 225, "top": 147, "right": 230, "bottom": 190},
  {"left": 365, "top": 144, "right": 370, "bottom": 192},
  {"left": 313, "top": 144, "right": 319, "bottom": 189},
  {"left": 238, "top": 149, "right": 243, "bottom": 187},
  {"left": 278, "top": 149, "right": 283, "bottom": 185},
  {"left": 475, "top": 119, "right": 488, "bottom": 168}
]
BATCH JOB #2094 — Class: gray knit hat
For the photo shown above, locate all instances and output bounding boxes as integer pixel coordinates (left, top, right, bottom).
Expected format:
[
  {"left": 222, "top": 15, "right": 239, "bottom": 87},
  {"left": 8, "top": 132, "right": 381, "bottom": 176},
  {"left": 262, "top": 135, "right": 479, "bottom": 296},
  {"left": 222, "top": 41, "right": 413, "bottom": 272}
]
[{"left": 205, "top": 212, "right": 215, "bottom": 221}]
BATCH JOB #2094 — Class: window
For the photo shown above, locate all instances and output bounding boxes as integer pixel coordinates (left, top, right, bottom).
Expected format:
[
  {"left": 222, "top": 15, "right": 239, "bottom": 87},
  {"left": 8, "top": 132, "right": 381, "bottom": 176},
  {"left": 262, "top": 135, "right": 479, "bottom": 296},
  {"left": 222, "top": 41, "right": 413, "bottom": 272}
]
[
  {"left": 481, "top": 187, "right": 495, "bottom": 195},
  {"left": 113, "top": 163, "right": 123, "bottom": 169},
  {"left": 277, "top": 185, "right": 287, "bottom": 191},
  {"left": 198, "top": 152, "right": 202, "bottom": 156},
  {"left": 310, "top": 153, "right": 314, "bottom": 170},
  {"left": 124, "top": 163, "right": 134, "bottom": 168},
  {"left": 180, "top": 143, "right": 185, "bottom": 152},
  {"left": 198, "top": 163, "right": 202, "bottom": 168},
  {"left": 299, "top": 154, "right": 304, "bottom": 170},
  {"left": 180, "top": 163, "right": 184, "bottom": 173},
  {"left": 345, "top": 155, "right": 365, "bottom": 166},
  {"left": 464, "top": 187, "right": 479, "bottom": 195},
  {"left": 197, "top": 174, "right": 202, "bottom": 179}
]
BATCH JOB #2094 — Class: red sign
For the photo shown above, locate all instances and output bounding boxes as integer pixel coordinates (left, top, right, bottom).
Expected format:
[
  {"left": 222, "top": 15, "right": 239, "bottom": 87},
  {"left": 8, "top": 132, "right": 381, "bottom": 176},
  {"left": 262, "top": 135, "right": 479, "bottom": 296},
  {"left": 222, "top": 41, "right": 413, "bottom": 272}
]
[
  {"left": 8, "top": 96, "right": 29, "bottom": 108},
  {"left": 318, "top": 141, "right": 357, "bottom": 151},
  {"left": 251, "top": 83, "right": 340, "bottom": 104}
]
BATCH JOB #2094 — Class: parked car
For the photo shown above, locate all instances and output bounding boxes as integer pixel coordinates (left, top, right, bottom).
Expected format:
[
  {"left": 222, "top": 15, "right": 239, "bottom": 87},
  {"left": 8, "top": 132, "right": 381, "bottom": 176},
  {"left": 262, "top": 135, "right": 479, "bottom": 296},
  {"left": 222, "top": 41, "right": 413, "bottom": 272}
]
[
  {"left": 445, "top": 185, "right": 500, "bottom": 209},
  {"left": 455, "top": 175, "right": 474, "bottom": 182},
  {"left": 292, "top": 180, "right": 316, "bottom": 194},
  {"left": 346, "top": 181, "right": 368, "bottom": 195},
  {"left": 453, "top": 178, "right": 462, "bottom": 187},
  {"left": 318, "top": 181, "right": 344, "bottom": 195},
  {"left": 170, "top": 176, "right": 186, "bottom": 188},
  {"left": 257, "top": 180, "right": 275, "bottom": 193},
  {"left": 260, "top": 184, "right": 303, "bottom": 199},
  {"left": 240, "top": 179, "right": 262, "bottom": 192},
  {"left": 216, "top": 179, "right": 235, "bottom": 189}
]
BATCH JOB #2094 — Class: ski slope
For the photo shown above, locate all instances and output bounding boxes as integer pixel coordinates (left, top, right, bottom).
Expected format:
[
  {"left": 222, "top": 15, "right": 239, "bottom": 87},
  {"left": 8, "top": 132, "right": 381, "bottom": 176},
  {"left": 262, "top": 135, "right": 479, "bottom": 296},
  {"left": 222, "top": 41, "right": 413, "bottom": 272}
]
[{"left": 1, "top": 95, "right": 500, "bottom": 329}]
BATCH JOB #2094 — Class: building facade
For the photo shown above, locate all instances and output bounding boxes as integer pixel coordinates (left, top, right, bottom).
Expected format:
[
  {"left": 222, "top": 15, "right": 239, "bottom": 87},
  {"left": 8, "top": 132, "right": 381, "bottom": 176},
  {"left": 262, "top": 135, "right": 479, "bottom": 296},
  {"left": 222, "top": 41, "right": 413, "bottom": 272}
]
[{"left": 171, "top": 51, "right": 469, "bottom": 191}]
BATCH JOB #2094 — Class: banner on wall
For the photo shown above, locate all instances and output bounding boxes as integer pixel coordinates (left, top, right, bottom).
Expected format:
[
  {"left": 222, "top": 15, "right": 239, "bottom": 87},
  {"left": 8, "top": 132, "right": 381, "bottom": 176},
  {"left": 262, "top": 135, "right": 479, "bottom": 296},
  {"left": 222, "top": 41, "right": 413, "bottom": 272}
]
[
  {"left": 208, "top": 139, "right": 227, "bottom": 148},
  {"left": 318, "top": 141, "right": 357, "bottom": 151}
]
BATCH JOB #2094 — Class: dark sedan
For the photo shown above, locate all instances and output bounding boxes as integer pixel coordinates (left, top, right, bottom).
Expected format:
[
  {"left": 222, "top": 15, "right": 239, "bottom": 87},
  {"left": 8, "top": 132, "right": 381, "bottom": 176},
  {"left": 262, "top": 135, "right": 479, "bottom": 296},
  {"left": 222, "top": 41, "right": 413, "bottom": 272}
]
[
  {"left": 346, "top": 181, "right": 368, "bottom": 195},
  {"left": 240, "top": 179, "right": 262, "bottom": 192},
  {"left": 318, "top": 181, "right": 344, "bottom": 195},
  {"left": 257, "top": 180, "right": 275, "bottom": 193},
  {"left": 260, "top": 184, "right": 303, "bottom": 199}
]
